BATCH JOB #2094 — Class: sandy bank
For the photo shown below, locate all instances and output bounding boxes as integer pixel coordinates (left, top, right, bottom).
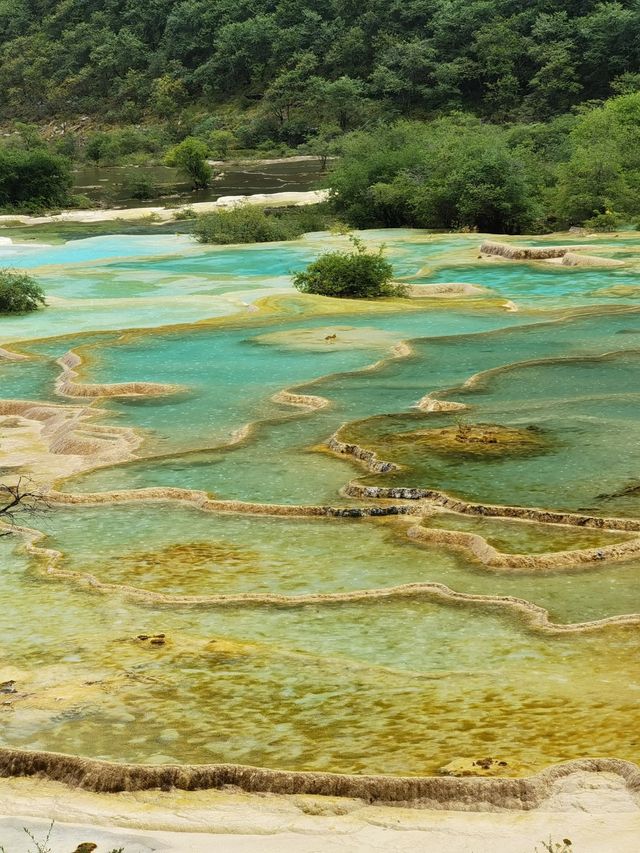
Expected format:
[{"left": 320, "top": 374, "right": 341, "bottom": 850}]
[
  {"left": 0, "top": 190, "right": 329, "bottom": 227},
  {"left": 0, "top": 771, "right": 637, "bottom": 852},
  {"left": 208, "top": 154, "right": 331, "bottom": 167}
]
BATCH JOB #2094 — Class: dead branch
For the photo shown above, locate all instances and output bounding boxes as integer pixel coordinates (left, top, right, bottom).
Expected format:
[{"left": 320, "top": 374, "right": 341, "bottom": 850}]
[{"left": 0, "top": 476, "right": 51, "bottom": 535}]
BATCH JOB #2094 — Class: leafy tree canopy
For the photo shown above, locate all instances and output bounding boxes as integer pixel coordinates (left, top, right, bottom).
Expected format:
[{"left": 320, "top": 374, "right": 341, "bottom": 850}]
[
  {"left": 165, "top": 137, "right": 211, "bottom": 188},
  {"left": 3, "top": 0, "right": 640, "bottom": 124}
]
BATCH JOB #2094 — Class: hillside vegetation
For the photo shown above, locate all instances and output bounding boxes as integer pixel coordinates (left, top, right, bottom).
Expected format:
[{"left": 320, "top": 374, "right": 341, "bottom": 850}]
[
  {"left": 2, "top": 0, "right": 640, "bottom": 128},
  {"left": 2, "top": 0, "right": 640, "bottom": 231}
]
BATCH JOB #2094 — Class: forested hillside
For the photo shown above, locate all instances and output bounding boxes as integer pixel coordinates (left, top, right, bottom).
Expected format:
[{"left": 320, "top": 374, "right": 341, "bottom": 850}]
[
  {"left": 2, "top": 0, "right": 640, "bottom": 232},
  {"left": 2, "top": 0, "right": 640, "bottom": 130}
]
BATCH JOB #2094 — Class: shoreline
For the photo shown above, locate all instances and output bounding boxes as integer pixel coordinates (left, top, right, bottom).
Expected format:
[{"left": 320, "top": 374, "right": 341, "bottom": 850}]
[
  {"left": 0, "top": 770, "right": 638, "bottom": 852},
  {"left": 0, "top": 189, "right": 329, "bottom": 227},
  {"left": 207, "top": 154, "right": 332, "bottom": 166}
]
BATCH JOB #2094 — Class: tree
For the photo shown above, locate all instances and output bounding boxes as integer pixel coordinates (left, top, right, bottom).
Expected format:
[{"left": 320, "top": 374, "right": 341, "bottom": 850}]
[
  {"left": 165, "top": 137, "right": 211, "bottom": 189},
  {"left": 552, "top": 93, "right": 640, "bottom": 224},
  {"left": 328, "top": 119, "right": 541, "bottom": 233},
  {"left": 151, "top": 75, "right": 187, "bottom": 119},
  {"left": 293, "top": 237, "right": 402, "bottom": 298},
  {"left": 410, "top": 140, "right": 542, "bottom": 233},
  {"left": 554, "top": 145, "right": 628, "bottom": 225},
  {"left": 0, "top": 270, "right": 46, "bottom": 313},
  {"left": 260, "top": 54, "right": 324, "bottom": 141},
  {"left": 13, "top": 122, "right": 45, "bottom": 149},
  {"left": 318, "top": 76, "right": 369, "bottom": 131},
  {"left": 208, "top": 130, "right": 238, "bottom": 159},
  {"left": 328, "top": 121, "right": 429, "bottom": 226},
  {"left": 301, "top": 125, "right": 341, "bottom": 170}
]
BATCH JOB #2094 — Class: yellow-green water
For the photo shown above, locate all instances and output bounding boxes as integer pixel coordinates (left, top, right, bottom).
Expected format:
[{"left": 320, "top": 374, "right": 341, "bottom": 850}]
[{"left": 0, "top": 226, "right": 639, "bottom": 777}]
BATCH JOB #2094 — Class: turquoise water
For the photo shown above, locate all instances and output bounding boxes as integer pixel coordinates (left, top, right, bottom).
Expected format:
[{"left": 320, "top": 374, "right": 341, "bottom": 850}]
[
  {"left": 30, "top": 504, "right": 640, "bottom": 625},
  {"left": 424, "top": 263, "right": 640, "bottom": 306},
  {"left": 345, "top": 346, "right": 640, "bottom": 514},
  {"left": 1, "top": 226, "right": 639, "bottom": 777}
]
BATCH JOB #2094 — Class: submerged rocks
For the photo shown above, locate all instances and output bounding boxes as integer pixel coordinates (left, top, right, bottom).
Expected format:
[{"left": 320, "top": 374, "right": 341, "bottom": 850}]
[
  {"left": 384, "top": 422, "right": 549, "bottom": 459},
  {"left": 439, "top": 757, "right": 511, "bottom": 777},
  {"left": 136, "top": 633, "right": 167, "bottom": 647}
]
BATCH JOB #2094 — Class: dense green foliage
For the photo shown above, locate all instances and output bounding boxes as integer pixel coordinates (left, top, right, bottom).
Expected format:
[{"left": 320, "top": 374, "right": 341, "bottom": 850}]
[
  {"left": 293, "top": 238, "right": 400, "bottom": 298},
  {"left": 0, "top": 270, "right": 46, "bottom": 313},
  {"left": 328, "top": 95, "right": 640, "bottom": 232},
  {"left": 330, "top": 118, "right": 541, "bottom": 232},
  {"left": 2, "top": 0, "right": 640, "bottom": 130},
  {"left": 194, "top": 203, "right": 333, "bottom": 244},
  {"left": 3, "top": 2, "right": 640, "bottom": 229},
  {"left": 0, "top": 147, "right": 72, "bottom": 211},
  {"left": 83, "top": 127, "right": 167, "bottom": 165}
]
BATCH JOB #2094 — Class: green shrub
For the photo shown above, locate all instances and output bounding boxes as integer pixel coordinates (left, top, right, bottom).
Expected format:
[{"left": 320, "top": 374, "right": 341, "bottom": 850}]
[
  {"left": 194, "top": 204, "right": 296, "bottom": 243},
  {"left": 0, "top": 148, "right": 73, "bottom": 211},
  {"left": 173, "top": 206, "right": 196, "bottom": 221},
  {"left": 293, "top": 237, "right": 402, "bottom": 298},
  {"left": 68, "top": 193, "right": 94, "bottom": 209},
  {"left": 85, "top": 132, "right": 121, "bottom": 166},
  {"left": 583, "top": 209, "right": 624, "bottom": 231},
  {"left": 0, "top": 270, "right": 46, "bottom": 313},
  {"left": 194, "top": 202, "right": 335, "bottom": 244},
  {"left": 121, "top": 172, "right": 158, "bottom": 200},
  {"left": 276, "top": 204, "right": 332, "bottom": 234}
]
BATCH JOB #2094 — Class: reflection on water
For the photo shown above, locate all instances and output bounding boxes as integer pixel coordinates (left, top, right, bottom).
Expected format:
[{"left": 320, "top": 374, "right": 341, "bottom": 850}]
[{"left": 73, "top": 160, "right": 327, "bottom": 207}]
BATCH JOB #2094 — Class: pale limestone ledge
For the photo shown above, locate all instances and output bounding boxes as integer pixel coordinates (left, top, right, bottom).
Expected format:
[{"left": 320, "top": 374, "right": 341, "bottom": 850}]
[
  {"left": 480, "top": 240, "right": 624, "bottom": 268},
  {"left": 0, "top": 769, "right": 637, "bottom": 853},
  {"left": 480, "top": 240, "right": 601, "bottom": 260},
  {"left": 405, "top": 282, "right": 489, "bottom": 298},
  {"left": 0, "top": 400, "right": 140, "bottom": 485},
  {"left": 55, "top": 350, "right": 181, "bottom": 399},
  {"left": 0, "top": 760, "right": 640, "bottom": 853},
  {"left": 415, "top": 394, "right": 467, "bottom": 412},
  {"left": 0, "top": 190, "right": 329, "bottom": 226},
  {"left": 407, "top": 519, "right": 640, "bottom": 572}
]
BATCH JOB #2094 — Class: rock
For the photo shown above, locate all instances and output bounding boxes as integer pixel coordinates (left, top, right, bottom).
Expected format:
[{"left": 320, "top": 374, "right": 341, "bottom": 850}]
[
  {"left": 439, "top": 757, "right": 510, "bottom": 777},
  {"left": 136, "top": 633, "right": 167, "bottom": 647}
]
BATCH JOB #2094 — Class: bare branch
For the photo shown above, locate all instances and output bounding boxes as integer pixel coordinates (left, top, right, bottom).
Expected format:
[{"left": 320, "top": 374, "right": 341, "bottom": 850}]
[{"left": 0, "top": 476, "right": 51, "bottom": 534}]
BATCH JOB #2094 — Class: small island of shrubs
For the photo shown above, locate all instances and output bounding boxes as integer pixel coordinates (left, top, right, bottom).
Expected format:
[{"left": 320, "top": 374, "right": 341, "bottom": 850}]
[
  {"left": 193, "top": 203, "right": 333, "bottom": 245},
  {"left": 293, "top": 237, "right": 403, "bottom": 299},
  {"left": 0, "top": 270, "right": 46, "bottom": 314}
]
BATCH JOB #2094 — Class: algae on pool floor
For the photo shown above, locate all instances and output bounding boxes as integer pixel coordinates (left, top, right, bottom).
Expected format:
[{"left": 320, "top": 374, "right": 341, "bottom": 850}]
[{"left": 1, "top": 227, "right": 639, "bottom": 783}]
